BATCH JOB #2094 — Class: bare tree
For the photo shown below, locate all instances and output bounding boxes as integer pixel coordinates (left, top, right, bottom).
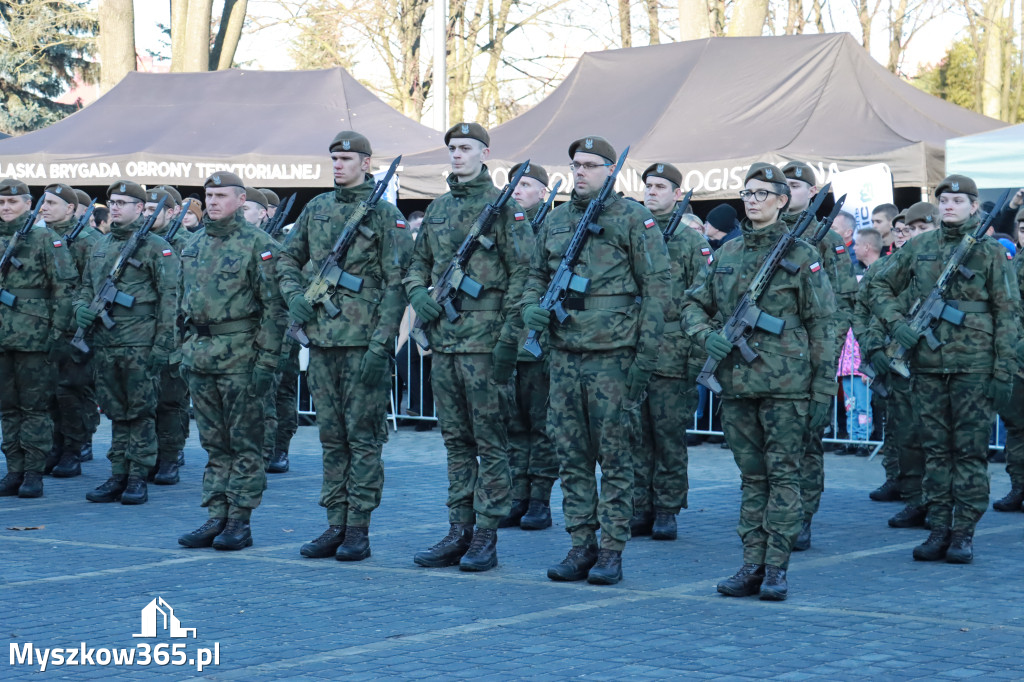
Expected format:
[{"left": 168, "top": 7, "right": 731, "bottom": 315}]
[
  {"left": 784, "top": 0, "right": 805, "bottom": 34},
  {"left": 678, "top": 0, "right": 711, "bottom": 40},
  {"left": 170, "top": 0, "right": 248, "bottom": 72},
  {"left": 728, "top": 0, "right": 770, "bottom": 35},
  {"left": 98, "top": 0, "right": 135, "bottom": 92},
  {"left": 210, "top": 0, "right": 248, "bottom": 70},
  {"left": 646, "top": 0, "right": 661, "bottom": 44},
  {"left": 617, "top": 0, "right": 632, "bottom": 47}
]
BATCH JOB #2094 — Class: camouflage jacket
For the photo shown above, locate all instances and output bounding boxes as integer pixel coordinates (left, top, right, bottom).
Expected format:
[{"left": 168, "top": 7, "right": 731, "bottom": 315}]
[
  {"left": 153, "top": 223, "right": 190, "bottom": 255},
  {"left": 683, "top": 218, "right": 838, "bottom": 400},
  {"left": 521, "top": 191, "right": 671, "bottom": 367},
  {"left": 655, "top": 209, "right": 711, "bottom": 378},
  {"left": 75, "top": 215, "right": 177, "bottom": 351},
  {"left": 869, "top": 214, "right": 1020, "bottom": 381},
  {"left": 178, "top": 209, "right": 285, "bottom": 374},
  {"left": 850, "top": 255, "right": 888, "bottom": 357},
  {"left": 516, "top": 202, "right": 546, "bottom": 363},
  {"left": 404, "top": 166, "right": 532, "bottom": 353},
  {"left": 67, "top": 224, "right": 102, "bottom": 277},
  {"left": 278, "top": 176, "right": 413, "bottom": 351},
  {"left": 0, "top": 212, "right": 78, "bottom": 351}
]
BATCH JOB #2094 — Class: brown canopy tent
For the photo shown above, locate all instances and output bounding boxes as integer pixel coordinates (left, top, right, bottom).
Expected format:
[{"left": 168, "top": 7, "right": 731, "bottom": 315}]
[
  {"left": 399, "top": 33, "right": 1003, "bottom": 201},
  {"left": 0, "top": 68, "right": 440, "bottom": 189}
]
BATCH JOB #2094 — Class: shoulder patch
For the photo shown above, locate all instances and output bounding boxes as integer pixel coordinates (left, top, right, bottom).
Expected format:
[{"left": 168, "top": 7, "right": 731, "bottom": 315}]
[
  {"left": 161, "top": 248, "right": 173, "bottom": 257},
  {"left": 395, "top": 219, "right": 407, "bottom": 229},
  {"left": 643, "top": 218, "right": 656, "bottom": 229},
  {"left": 700, "top": 247, "right": 711, "bottom": 256},
  {"left": 835, "top": 244, "right": 846, "bottom": 254},
  {"left": 514, "top": 212, "right": 525, "bottom": 222},
  {"left": 260, "top": 250, "right": 273, "bottom": 261},
  {"left": 1007, "top": 251, "right": 1014, "bottom": 260},
  {"left": 52, "top": 240, "right": 62, "bottom": 248},
  {"left": 706, "top": 253, "right": 714, "bottom": 265},
  {"left": 313, "top": 214, "right": 330, "bottom": 222},
  {"left": 810, "top": 261, "right": 821, "bottom": 273}
]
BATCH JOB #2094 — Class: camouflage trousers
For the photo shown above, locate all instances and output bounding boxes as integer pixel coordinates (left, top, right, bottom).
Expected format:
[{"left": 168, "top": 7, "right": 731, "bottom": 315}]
[
  {"left": 53, "top": 348, "right": 99, "bottom": 450},
  {"left": 889, "top": 374, "right": 925, "bottom": 507},
  {"left": 0, "top": 350, "right": 54, "bottom": 474},
  {"left": 798, "top": 426, "right": 825, "bottom": 521},
  {"left": 548, "top": 348, "right": 635, "bottom": 552},
  {"left": 94, "top": 346, "right": 158, "bottom": 476},
  {"left": 871, "top": 392, "right": 899, "bottom": 483},
  {"left": 431, "top": 351, "right": 513, "bottom": 530},
  {"left": 262, "top": 367, "right": 298, "bottom": 463},
  {"left": 156, "top": 365, "right": 189, "bottom": 463},
  {"left": 188, "top": 370, "right": 267, "bottom": 521},
  {"left": 306, "top": 347, "right": 388, "bottom": 527},
  {"left": 508, "top": 360, "right": 557, "bottom": 503},
  {"left": 998, "top": 375, "right": 1024, "bottom": 487},
  {"left": 633, "top": 373, "right": 698, "bottom": 515},
  {"left": 916, "top": 373, "right": 992, "bottom": 531},
  {"left": 721, "top": 397, "right": 808, "bottom": 570}
]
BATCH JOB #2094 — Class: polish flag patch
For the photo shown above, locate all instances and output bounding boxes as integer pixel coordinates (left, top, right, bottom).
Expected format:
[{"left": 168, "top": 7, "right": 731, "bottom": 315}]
[
  {"left": 700, "top": 247, "right": 711, "bottom": 256},
  {"left": 162, "top": 248, "right": 173, "bottom": 257},
  {"left": 396, "top": 220, "right": 407, "bottom": 229},
  {"left": 52, "top": 240, "right": 62, "bottom": 248},
  {"left": 260, "top": 251, "right": 273, "bottom": 260},
  {"left": 706, "top": 254, "right": 714, "bottom": 265},
  {"left": 1007, "top": 251, "right": 1014, "bottom": 260},
  {"left": 644, "top": 218, "right": 656, "bottom": 229},
  {"left": 835, "top": 244, "right": 846, "bottom": 254},
  {"left": 514, "top": 212, "right": 525, "bottom": 221},
  {"left": 810, "top": 261, "right": 821, "bottom": 273}
]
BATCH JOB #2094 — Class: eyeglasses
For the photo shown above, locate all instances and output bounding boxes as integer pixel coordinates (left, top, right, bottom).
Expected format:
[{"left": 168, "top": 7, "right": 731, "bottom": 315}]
[
  {"left": 108, "top": 199, "right": 140, "bottom": 208},
  {"left": 892, "top": 227, "right": 910, "bottom": 236},
  {"left": 739, "top": 189, "right": 779, "bottom": 202},
  {"left": 569, "top": 162, "right": 611, "bottom": 172}
]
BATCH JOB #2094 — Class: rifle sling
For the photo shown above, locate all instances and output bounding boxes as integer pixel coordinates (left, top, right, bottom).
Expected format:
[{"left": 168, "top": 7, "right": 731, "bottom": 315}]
[
  {"left": 188, "top": 317, "right": 257, "bottom": 336},
  {"left": 4, "top": 288, "right": 48, "bottom": 300},
  {"left": 562, "top": 294, "right": 638, "bottom": 311},
  {"left": 946, "top": 300, "right": 990, "bottom": 313}
]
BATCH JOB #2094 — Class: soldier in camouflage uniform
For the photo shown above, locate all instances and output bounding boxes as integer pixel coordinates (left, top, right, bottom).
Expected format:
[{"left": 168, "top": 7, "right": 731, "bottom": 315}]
[
  {"left": 72, "top": 188, "right": 102, "bottom": 462},
  {"left": 280, "top": 131, "right": 412, "bottom": 561},
  {"left": 870, "top": 174, "right": 1020, "bottom": 564},
  {"left": 242, "top": 186, "right": 269, "bottom": 230},
  {"left": 523, "top": 136, "right": 671, "bottom": 585},
  {"left": 258, "top": 189, "right": 280, "bottom": 221},
  {"left": 0, "top": 179, "right": 78, "bottom": 498},
  {"left": 75, "top": 181, "right": 177, "bottom": 506},
  {"left": 406, "top": 122, "right": 532, "bottom": 572},
  {"left": 176, "top": 172, "right": 285, "bottom": 551},
  {"left": 684, "top": 163, "right": 837, "bottom": 600},
  {"left": 499, "top": 161, "right": 558, "bottom": 531},
  {"left": 992, "top": 249, "right": 1024, "bottom": 512}
]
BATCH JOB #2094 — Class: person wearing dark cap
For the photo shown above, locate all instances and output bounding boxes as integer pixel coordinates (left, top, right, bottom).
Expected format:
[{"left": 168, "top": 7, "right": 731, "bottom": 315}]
[
  {"left": 257, "top": 189, "right": 280, "bottom": 219},
  {"left": 405, "top": 121, "right": 533, "bottom": 573},
  {"left": 279, "top": 131, "right": 412, "bottom": 561},
  {"left": 0, "top": 179, "right": 79, "bottom": 498},
  {"left": 684, "top": 162, "right": 838, "bottom": 600},
  {"left": 176, "top": 172, "right": 285, "bottom": 550},
  {"left": 869, "top": 174, "right": 1021, "bottom": 564},
  {"left": 74, "top": 180, "right": 177, "bottom": 507},
  {"left": 703, "top": 203, "right": 741, "bottom": 249},
  {"left": 522, "top": 135, "right": 671, "bottom": 585},
  {"left": 500, "top": 162, "right": 558, "bottom": 531}
]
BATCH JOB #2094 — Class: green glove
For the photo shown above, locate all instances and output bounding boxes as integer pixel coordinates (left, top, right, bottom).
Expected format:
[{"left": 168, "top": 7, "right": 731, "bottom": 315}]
[
  {"left": 705, "top": 332, "right": 733, "bottom": 361},
  {"left": 358, "top": 345, "right": 390, "bottom": 386},
  {"left": 490, "top": 340, "right": 517, "bottom": 383},
  {"left": 148, "top": 347, "right": 170, "bottom": 373},
  {"left": 892, "top": 322, "right": 922, "bottom": 350},
  {"left": 808, "top": 398, "right": 832, "bottom": 430},
  {"left": 248, "top": 365, "right": 276, "bottom": 397},
  {"left": 870, "top": 351, "right": 890, "bottom": 377},
  {"left": 409, "top": 287, "right": 442, "bottom": 323},
  {"left": 75, "top": 305, "right": 97, "bottom": 329},
  {"left": 988, "top": 378, "right": 1014, "bottom": 413},
  {"left": 625, "top": 363, "right": 653, "bottom": 402},
  {"left": 288, "top": 293, "right": 314, "bottom": 324},
  {"left": 522, "top": 304, "right": 552, "bottom": 332}
]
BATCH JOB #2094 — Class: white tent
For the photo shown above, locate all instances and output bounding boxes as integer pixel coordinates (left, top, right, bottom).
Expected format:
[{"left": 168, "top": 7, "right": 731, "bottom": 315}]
[{"left": 945, "top": 123, "right": 1023, "bottom": 189}]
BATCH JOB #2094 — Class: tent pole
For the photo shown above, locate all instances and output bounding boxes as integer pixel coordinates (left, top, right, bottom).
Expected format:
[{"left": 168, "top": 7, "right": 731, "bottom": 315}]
[{"left": 432, "top": 0, "right": 448, "bottom": 132}]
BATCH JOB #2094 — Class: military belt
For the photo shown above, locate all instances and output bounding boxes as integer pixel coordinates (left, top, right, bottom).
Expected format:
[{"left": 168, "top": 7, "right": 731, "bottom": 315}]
[
  {"left": 344, "top": 275, "right": 382, "bottom": 290},
  {"left": 189, "top": 318, "right": 257, "bottom": 337},
  {"left": 562, "top": 294, "right": 639, "bottom": 311},
  {"left": 779, "top": 314, "right": 803, "bottom": 330},
  {"left": 110, "top": 303, "right": 156, "bottom": 317},
  {"left": 947, "top": 300, "right": 990, "bottom": 313},
  {"left": 455, "top": 292, "right": 504, "bottom": 312},
  {"left": 663, "top": 320, "right": 684, "bottom": 334},
  {"left": 5, "top": 288, "right": 49, "bottom": 299}
]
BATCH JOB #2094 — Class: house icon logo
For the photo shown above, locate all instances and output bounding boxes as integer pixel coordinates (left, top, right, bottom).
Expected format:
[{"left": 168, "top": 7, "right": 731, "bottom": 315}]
[{"left": 132, "top": 597, "right": 197, "bottom": 639}]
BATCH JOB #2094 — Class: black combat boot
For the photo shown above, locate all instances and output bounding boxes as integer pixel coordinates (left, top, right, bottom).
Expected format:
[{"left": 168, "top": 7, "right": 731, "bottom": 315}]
[
  {"left": 43, "top": 446, "right": 60, "bottom": 475},
  {"left": 460, "top": 527, "right": 498, "bottom": 572},
  {"left": 176, "top": 450, "right": 185, "bottom": 466},
  {"left": 267, "top": 451, "right": 289, "bottom": 474},
  {"left": 717, "top": 564, "right": 765, "bottom": 597},
  {"left": 520, "top": 499, "right": 552, "bottom": 530},
  {"left": 629, "top": 509, "right": 654, "bottom": 537},
  {"left": 300, "top": 525, "right": 345, "bottom": 558},
  {"left": 178, "top": 518, "right": 227, "bottom": 548},
  {"left": 792, "top": 519, "right": 812, "bottom": 551},
  {"left": 547, "top": 545, "right": 599, "bottom": 581},
  {"left": 413, "top": 523, "right": 473, "bottom": 568},
  {"left": 869, "top": 479, "right": 901, "bottom": 502},
  {"left": 212, "top": 519, "right": 253, "bottom": 550},
  {"left": 153, "top": 460, "right": 180, "bottom": 485},
  {"left": 0, "top": 472, "right": 25, "bottom": 496},
  {"left": 759, "top": 565, "right": 788, "bottom": 601},
  {"left": 86, "top": 475, "right": 128, "bottom": 503},
  {"left": 51, "top": 447, "right": 82, "bottom": 478},
  {"left": 651, "top": 509, "right": 677, "bottom": 541},
  {"left": 79, "top": 441, "right": 93, "bottom": 462},
  {"left": 17, "top": 472, "right": 43, "bottom": 498},
  {"left": 913, "top": 526, "right": 951, "bottom": 561},
  {"left": 946, "top": 529, "right": 974, "bottom": 564},
  {"left": 992, "top": 486, "right": 1024, "bottom": 512},
  {"left": 586, "top": 549, "right": 623, "bottom": 585},
  {"left": 335, "top": 526, "right": 371, "bottom": 562},
  {"left": 888, "top": 505, "right": 927, "bottom": 528},
  {"left": 121, "top": 475, "right": 148, "bottom": 505},
  {"left": 498, "top": 499, "right": 528, "bottom": 528}
]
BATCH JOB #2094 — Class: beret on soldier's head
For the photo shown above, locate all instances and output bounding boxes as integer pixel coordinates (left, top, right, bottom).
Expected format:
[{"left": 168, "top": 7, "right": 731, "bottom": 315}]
[
  {"left": 204, "top": 171, "right": 245, "bottom": 190},
  {"left": 107, "top": 179, "right": 147, "bottom": 202},
  {"left": 145, "top": 188, "right": 173, "bottom": 209},
  {"left": 156, "top": 185, "right": 182, "bottom": 206},
  {"left": 780, "top": 161, "right": 817, "bottom": 186},
  {"left": 510, "top": 162, "right": 548, "bottom": 187},
  {"left": 73, "top": 189, "right": 92, "bottom": 206},
  {"left": 444, "top": 122, "right": 489, "bottom": 147},
  {"left": 243, "top": 187, "right": 268, "bottom": 208},
  {"left": 0, "top": 179, "right": 30, "bottom": 197},
  {"left": 893, "top": 211, "right": 906, "bottom": 225},
  {"left": 44, "top": 183, "right": 77, "bottom": 206},
  {"left": 257, "top": 188, "right": 280, "bottom": 207},
  {"left": 935, "top": 174, "right": 978, "bottom": 198},
  {"left": 568, "top": 136, "right": 616, "bottom": 164},
  {"left": 744, "top": 162, "right": 788, "bottom": 189},
  {"left": 642, "top": 162, "right": 683, "bottom": 188},
  {"left": 905, "top": 201, "right": 940, "bottom": 225},
  {"left": 329, "top": 130, "right": 372, "bottom": 156}
]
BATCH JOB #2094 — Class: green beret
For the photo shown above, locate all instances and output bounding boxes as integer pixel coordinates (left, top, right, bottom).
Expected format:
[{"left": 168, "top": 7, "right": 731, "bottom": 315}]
[
  {"left": 905, "top": 201, "right": 939, "bottom": 226},
  {"left": 642, "top": 162, "right": 683, "bottom": 188},
  {"left": 204, "top": 172, "right": 245, "bottom": 190},
  {"left": 329, "top": 130, "right": 372, "bottom": 156},
  {"left": 243, "top": 187, "right": 268, "bottom": 208},
  {"left": 744, "top": 162, "right": 787, "bottom": 187},
  {"left": 73, "top": 189, "right": 92, "bottom": 206},
  {"left": 0, "top": 179, "right": 30, "bottom": 197},
  {"left": 156, "top": 185, "right": 182, "bottom": 206},
  {"left": 145, "top": 188, "right": 173, "bottom": 209},
  {"left": 257, "top": 188, "right": 280, "bottom": 207},
  {"left": 107, "top": 180, "right": 147, "bottom": 202},
  {"left": 44, "top": 183, "right": 77, "bottom": 206},
  {"left": 444, "top": 122, "right": 490, "bottom": 147},
  {"left": 780, "top": 161, "right": 817, "bottom": 185},
  {"left": 1016, "top": 207, "right": 1024, "bottom": 223},
  {"left": 893, "top": 211, "right": 906, "bottom": 226},
  {"left": 568, "top": 136, "right": 616, "bottom": 164},
  {"left": 935, "top": 174, "right": 978, "bottom": 198},
  {"left": 510, "top": 162, "right": 548, "bottom": 187}
]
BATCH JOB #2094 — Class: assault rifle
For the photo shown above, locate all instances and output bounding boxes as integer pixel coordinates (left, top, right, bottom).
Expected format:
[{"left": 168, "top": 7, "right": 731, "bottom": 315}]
[
  {"left": 286, "top": 157, "right": 401, "bottom": 347},
  {"left": 64, "top": 199, "right": 97, "bottom": 246},
  {"left": 661, "top": 189, "right": 694, "bottom": 241},
  {"left": 410, "top": 160, "right": 531, "bottom": 351},
  {"left": 266, "top": 193, "right": 296, "bottom": 239},
  {"left": 696, "top": 183, "right": 833, "bottom": 394},
  {"left": 885, "top": 187, "right": 1010, "bottom": 379},
  {"left": 161, "top": 198, "right": 194, "bottom": 245},
  {"left": 531, "top": 179, "right": 562, "bottom": 231},
  {"left": 70, "top": 195, "right": 167, "bottom": 353},
  {"left": 0, "top": 197, "right": 45, "bottom": 307},
  {"left": 522, "top": 147, "right": 630, "bottom": 359}
]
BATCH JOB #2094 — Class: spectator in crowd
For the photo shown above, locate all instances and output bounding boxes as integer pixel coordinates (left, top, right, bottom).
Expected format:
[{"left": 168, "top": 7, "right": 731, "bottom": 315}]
[
  {"left": 833, "top": 210, "right": 858, "bottom": 268},
  {"left": 702, "top": 203, "right": 741, "bottom": 250},
  {"left": 408, "top": 210, "right": 424, "bottom": 240},
  {"left": 90, "top": 205, "right": 110, "bottom": 234},
  {"left": 872, "top": 203, "right": 899, "bottom": 252}
]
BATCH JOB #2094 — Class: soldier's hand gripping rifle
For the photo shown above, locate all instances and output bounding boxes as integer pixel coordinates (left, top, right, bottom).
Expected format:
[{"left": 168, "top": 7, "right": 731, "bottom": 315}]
[
  {"left": 696, "top": 183, "right": 833, "bottom": 394},
  {"left": 661, "top": 189, "right": 694, "bottom": 241},
  {"left": 70, "top": 196, "right": 167, "bottom": 353},
  {"left": 531, "top": 179, "right": 562, "bottom": 231},
  {"left": 522, "top": 147, "right": 630, "bottom": 359},
  {"left": 410, "top": 160, "right": 532, "bottom": 351},
  {"left": 63, "top": 199, "right": 96, "bottom": 247},
  {"left": 286, "top": 157, "right": 401, "bottom": 347},
  {"left": 885, "top": 187, "right": 1010, "bottom": 379},
  {"left": 266, "top": 193, "right": 296, "bottom": 239},
  {"left": 0, "top": 196, "right": 45, "bottom": 307}
]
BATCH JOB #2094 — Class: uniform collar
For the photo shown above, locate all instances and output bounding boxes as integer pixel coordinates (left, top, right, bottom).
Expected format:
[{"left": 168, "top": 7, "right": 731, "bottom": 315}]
[
  {"left": 110, "top": 215, "right": 144, "bottom": 239},
  {"left": 740, "top": 217, "right": 788, "bottom": 249},
  {"left": 202, "top": 208, "right": 247, "bottom": 237},
  {"left": 334, "top": 174, "right": 375, "bottom": 203},
  {"left": 447, "top": 166, "right": 493, "bottom": 198}
]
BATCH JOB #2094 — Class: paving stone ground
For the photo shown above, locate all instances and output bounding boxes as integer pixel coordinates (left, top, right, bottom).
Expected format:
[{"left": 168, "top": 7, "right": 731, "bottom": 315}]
[{"left": 2, "top": 419, "right": 1024, "bottom": 679}]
